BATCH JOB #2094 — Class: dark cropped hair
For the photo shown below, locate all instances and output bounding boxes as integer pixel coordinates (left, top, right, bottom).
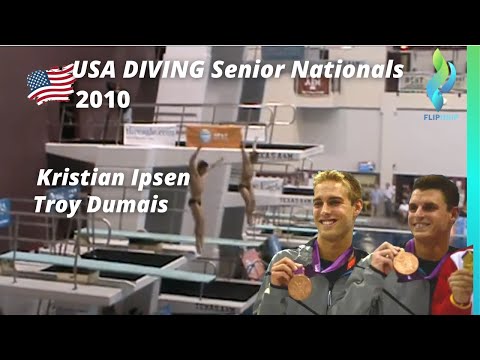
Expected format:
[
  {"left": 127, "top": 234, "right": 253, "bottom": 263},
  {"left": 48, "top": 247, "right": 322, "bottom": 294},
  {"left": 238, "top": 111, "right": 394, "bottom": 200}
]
[
  {"left": 412, "top": 175, "right": 459, "bottom": 210},
  {"left": 197, "top": 160, "right": 209, "bottom": 171},
  {"left": 249, "top": 151, "right": 259, "bottom": 164}
]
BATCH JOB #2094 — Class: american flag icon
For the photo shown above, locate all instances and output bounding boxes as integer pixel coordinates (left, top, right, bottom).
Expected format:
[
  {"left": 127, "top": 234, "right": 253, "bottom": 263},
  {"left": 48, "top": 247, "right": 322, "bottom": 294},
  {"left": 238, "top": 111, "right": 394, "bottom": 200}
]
[{"left": 27, "top": 63, "right": 77, "bottom": 106}]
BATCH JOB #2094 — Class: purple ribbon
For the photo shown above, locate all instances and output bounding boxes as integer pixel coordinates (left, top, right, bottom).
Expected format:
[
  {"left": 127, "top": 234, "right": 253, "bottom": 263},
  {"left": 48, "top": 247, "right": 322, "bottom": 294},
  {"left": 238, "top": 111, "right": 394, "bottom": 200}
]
[
  {"left": 294, "top": 241, "right": 353, "bottom": 277},
  {"left": 397, "top": 239, "right": 449, "bottom": 282},
  {"left": 293, "top": 267, "right": 305, "bottom": 275}
]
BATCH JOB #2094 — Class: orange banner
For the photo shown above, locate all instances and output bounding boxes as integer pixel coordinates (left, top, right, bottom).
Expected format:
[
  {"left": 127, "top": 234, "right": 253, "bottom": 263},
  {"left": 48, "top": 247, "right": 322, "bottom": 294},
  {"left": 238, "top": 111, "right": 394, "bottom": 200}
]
[{"left": 186, "top": 124, "right": 243, "bottom": 148}]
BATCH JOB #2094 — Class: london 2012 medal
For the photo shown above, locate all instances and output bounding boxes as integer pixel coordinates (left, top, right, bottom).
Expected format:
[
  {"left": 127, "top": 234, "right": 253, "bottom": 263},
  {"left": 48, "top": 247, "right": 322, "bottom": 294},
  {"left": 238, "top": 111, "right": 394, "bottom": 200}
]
[
  {"left": 288, "top": 274, "right": 312, "bottom": 301},
  {"left": 393, "top": 251, "right": 419, "bottom": 276}
]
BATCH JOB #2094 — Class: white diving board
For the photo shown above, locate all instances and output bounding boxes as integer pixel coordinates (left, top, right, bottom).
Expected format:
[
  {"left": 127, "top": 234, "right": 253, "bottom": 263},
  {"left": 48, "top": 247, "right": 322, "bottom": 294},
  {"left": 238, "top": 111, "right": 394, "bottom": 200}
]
[
  {"left": 77, "top": 228, "right": 264, "bottom": 248},
  {"left": 0, "top": 252, "right": 215, "bottom": 283}
]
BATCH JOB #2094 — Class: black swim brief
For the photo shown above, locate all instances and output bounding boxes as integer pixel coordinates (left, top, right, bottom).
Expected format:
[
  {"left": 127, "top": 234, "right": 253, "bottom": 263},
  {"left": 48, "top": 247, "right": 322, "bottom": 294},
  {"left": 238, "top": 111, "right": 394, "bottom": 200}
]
[
  {"left": 189, "top": 198, "right": 201, "bottom": 206},
  {"left": 238, "top": 183, "right": 249, "bottom": 190}
]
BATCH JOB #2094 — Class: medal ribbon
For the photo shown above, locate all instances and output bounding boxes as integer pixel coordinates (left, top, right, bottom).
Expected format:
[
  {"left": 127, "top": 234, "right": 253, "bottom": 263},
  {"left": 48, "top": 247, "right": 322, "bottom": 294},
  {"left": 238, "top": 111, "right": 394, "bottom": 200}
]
[
  {"left": 294, "top": 240, "right": 354, "bottom": 277},
  {"left": 397, "top": 239, "right": 449, "bottom": 282}
]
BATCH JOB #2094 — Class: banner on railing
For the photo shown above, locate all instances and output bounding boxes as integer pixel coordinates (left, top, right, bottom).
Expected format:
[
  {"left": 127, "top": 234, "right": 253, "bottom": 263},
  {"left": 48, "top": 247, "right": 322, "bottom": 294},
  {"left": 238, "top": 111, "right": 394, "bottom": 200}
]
[
  {"left": 399, "top": 72, "right": 466, "bottom": 93},
  {"left": 242, "top": 125, "right": 266, "bottom": 143},
  {"left": 46, "top": 185, "right": 81, "bottom": 201},
  {"left": 252, "top": 177, "right": 284, "bottom": 194},
  {"left": 124, "top": 124, "right": 177, "bottom": 146},
  {"left": 0, "top": 198, "right": 11, "bottom": 228},
  {"left": 294, "top": 75, "right": 330, "bottom": 96},
  {"left": 45, "top": 185, "right": 81, "bottom": 215},
  {"left": 186, "top": 124, "right": 243, "bottom": 148},
  {"left": 398, "top": 72, "right": 430, "bottom": 93}
]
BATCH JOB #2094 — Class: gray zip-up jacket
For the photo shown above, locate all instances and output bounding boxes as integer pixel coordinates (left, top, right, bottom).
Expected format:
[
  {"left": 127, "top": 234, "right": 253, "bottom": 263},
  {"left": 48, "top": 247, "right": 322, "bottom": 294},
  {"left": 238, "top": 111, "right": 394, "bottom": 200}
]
[
  {"left": 329, "top": 249, "right": 457, "bottom": 315},
  {"left": 253, "top": 238, "right": 368, "bottom": 315}
]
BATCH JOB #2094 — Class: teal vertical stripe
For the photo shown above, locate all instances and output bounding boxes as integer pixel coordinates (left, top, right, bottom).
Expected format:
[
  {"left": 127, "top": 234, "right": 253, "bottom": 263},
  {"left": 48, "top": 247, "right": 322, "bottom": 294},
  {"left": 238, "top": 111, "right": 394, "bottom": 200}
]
[{"left": 467, "top": 46, "right": 479, "bottom": 315}]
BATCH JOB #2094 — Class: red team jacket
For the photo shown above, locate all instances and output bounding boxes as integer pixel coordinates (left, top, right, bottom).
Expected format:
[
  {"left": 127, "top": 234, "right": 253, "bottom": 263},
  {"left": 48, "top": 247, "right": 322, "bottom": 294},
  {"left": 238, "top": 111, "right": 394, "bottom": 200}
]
[{"left": 431, "top": 247, "right": 473, "bottom": 315}]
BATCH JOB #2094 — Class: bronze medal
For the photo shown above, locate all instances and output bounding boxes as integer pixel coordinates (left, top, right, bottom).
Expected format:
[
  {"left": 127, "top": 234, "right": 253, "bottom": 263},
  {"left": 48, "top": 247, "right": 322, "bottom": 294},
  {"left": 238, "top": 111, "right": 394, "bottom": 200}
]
[
  {"left": 393, "top": 251, "right": 419, "bottom": 276},
  {"left": 288, "top": 274, "right": 312, "bottom": 301}
]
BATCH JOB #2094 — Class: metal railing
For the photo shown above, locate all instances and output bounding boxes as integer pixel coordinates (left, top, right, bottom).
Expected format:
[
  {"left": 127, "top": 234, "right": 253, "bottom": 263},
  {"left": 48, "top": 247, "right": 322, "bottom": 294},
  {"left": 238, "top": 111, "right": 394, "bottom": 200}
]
[
  {"left": 398, "top": 72, "right": 467, "bottom": 94},
  {"left": 0, "top": 197, "right": 112, "bottom": 290},
  {"left": 124, "top": 102, "right": 297, "bottom": 145},
  {"left": 56, "top": 102, "right": 297, "bottom": 145}
]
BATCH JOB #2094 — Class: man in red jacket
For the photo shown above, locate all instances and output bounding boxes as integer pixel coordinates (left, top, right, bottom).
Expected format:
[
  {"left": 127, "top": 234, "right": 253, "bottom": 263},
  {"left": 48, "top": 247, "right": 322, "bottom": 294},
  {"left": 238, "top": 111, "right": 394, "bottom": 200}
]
[{"left": 431, "top": 246, "right": 473, "bottom": 315}]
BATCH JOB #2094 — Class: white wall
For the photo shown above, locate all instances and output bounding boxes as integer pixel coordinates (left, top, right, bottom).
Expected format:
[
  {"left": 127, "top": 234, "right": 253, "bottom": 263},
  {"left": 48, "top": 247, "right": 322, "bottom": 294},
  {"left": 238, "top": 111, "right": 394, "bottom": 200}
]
[
  {"left": 156, "top": 46, "right": 211, "bottom": 105},
  {"left": 327, "top": 46, "right": 388, "bottom": 108},
  {"left": 297, "top": 108, "right": 382, "bottom": 172},
  {"left": 268, "top": 101, "right": 466, "bottom": 184},
  {"left": 154, "top": 46, "right": 467, "bottom": 184},
  {"left": 155, "top": 46, "right": 245, "bottom": 124},
  {"left": 203, "top": 46, "right": 245, "bottom": 123},
  {"left": 262, "top": 46, "right": 388, "bottom": 109},
  {"left": 410, "top": 48, "right": 467, "bottom": 73},
  {"left": 389, "top": 110, "right": 466, "bottom": 177},
  {"left": 260, "top": 46, "right": 387, "bottom": 148},
  {"left": 154, "top": 46, "right": 211, "bottom": 123},
  {"left": 379, "top": 92, "right": 466, "bottom": 179},
  {"left": 260, "top": 46, "right": 467, "bottom": 183}
]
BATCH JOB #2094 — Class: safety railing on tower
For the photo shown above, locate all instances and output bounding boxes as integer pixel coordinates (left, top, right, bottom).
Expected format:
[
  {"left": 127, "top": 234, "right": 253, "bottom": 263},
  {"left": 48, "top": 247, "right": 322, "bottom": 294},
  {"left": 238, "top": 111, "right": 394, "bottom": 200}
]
[
  {"left": 0, "top": 195, "right": 113, "bottom": 291},
  {"left": 54, "top": 102, "right": 297, "bottom": 145}
]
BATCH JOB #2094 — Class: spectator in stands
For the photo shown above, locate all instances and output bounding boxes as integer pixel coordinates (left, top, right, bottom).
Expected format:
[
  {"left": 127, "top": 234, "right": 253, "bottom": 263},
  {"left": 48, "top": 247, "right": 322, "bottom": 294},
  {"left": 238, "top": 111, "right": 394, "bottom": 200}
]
[
  {"left": 253, "top": 170, "right": 368, "bottom": 315},
  {"left": 239, "top": 140, "right": 259, "bottom": 226},
  {"left": 398, "top": 199, "right": 409, "bottom": 223},
  {"left": 370, "top": 184, "right": 382, "bottom": 217},
  {"left": 384, "top": 183, "right": 395, "bottom": 217},
  {"left": 188, "top": 146, "right": 223, "bottom": 254},
  {"left": 332, "top": 175, "right": 460, "bottom": 315},
  {"left": 106, "top": 81, "right": 132, "bottom": 124}
]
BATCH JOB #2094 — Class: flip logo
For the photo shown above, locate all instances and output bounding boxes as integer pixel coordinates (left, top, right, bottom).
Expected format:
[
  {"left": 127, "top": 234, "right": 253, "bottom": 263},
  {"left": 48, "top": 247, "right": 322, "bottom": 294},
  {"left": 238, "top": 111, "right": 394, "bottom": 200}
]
[{"left": 426, "top": 48, "right": 456, "bottom": 112}]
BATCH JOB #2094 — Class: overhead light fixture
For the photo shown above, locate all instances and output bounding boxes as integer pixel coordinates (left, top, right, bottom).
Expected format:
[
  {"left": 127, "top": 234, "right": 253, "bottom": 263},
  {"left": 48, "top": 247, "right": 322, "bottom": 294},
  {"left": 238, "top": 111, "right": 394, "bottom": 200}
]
[{"left": 341, "top": 46, "right": 353, "bottom": 50}]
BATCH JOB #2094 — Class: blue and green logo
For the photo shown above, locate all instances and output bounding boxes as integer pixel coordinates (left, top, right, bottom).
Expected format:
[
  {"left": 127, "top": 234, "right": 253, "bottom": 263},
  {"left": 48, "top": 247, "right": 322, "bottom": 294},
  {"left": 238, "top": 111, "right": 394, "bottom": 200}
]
[{"left": 426, "top": 48, "right": 456, "bottom": 112}]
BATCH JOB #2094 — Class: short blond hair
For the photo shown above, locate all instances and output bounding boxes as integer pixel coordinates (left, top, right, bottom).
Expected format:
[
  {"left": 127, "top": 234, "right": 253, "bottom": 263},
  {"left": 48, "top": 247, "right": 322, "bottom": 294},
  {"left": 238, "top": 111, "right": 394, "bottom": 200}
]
[{"left": 313, "top": 170, "right": 362, "bottom": 204}]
